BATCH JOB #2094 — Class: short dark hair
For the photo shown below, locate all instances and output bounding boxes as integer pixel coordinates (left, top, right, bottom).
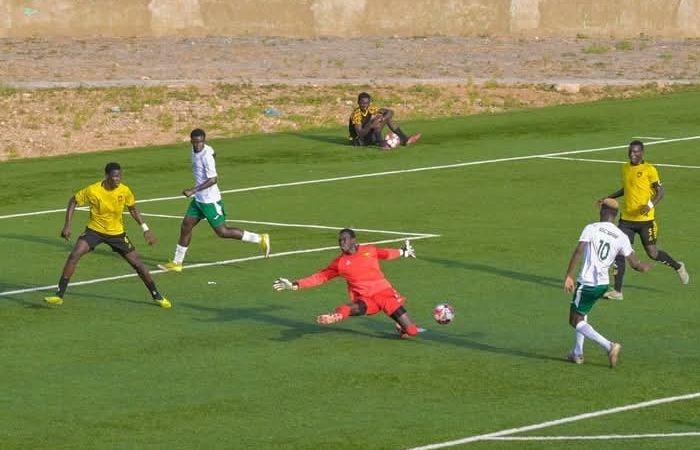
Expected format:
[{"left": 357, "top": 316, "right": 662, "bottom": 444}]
[
  {"left": 339, "top": 228, "right": 356, "bottom": 238},
  {"left": 629, "top": 140, "right": 644, "bottom": 150},
  {"left": 104, "top": 162, "right": 121, "bottom": 174},
  {"left": 358, "top": 92, "right": 371, "bottom": 102},
  {"left": 191, "top": 128, "right": 206, "bottom": 139}
]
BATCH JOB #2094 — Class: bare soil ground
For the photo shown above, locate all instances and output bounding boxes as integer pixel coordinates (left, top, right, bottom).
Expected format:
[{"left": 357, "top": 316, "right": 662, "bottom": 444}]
[{"left": 1, "top": 36, "right": 698, "bottom": 160}]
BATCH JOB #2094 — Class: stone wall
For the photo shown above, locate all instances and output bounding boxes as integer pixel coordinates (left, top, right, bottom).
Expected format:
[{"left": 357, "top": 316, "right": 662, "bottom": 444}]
[{"left": 2, "top": 0, "right": 699, "bottom": 38}]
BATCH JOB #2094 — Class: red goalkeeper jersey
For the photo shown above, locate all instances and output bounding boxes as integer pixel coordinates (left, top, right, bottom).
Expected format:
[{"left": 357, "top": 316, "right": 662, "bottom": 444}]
[{"left": 297, "top": 245, "right": 401, "bottom": 301}]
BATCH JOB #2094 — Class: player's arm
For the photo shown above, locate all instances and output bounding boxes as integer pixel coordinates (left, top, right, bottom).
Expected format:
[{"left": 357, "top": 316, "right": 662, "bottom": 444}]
[
  {"left": 183, "top": 177, "right": 218, "bottom": 198},
  {"left": 625, "top": 251, "right": 652, "bottom": 273},
  {"left": 640, "top": 181, "right": 664, "bottom": 215},
  {"left": 378, "top": 108, "right": 394, "bottom": 120},
  {"left": 60, "top": 195, "right": 78, "bottom": 241},
  {"left": 563, "top": 241, "right": 586, "bottom": 293},
  {"left": 376, "top": 240, "right": 416, "bottom": 260},
  {"left": 600, "top": 188, "right": 624, "bottom": 202},
  {"left": 127, "top": 205, "right": 157, "bottom": 246},
  {"left": 273, "top": 262, "right": 339, "bottom": 291}
]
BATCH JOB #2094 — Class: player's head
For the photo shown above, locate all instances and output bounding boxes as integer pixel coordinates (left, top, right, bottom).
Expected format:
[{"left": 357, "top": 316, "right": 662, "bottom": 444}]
[
  {"left": 190, "top": 128, "right": 206, "bottom": 152},
  {"left": 599, "top": 198, "right": 619, "bottom": 222},
  {"left": 628, "top": 140, "right": 644, "bottom": 165},
  {"left": 338, "top": 228, "right": 358, "bottom": 254},
  {"left": 357, "top": 92, "right": 371, "bottom": 111},
  {"left": 104, "top": 162, "right": 122, "bottom": 188}
]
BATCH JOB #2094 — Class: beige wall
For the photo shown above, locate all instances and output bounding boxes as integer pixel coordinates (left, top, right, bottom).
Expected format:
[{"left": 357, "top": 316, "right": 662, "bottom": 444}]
[{"left": 1, "top": 0, "right": 699, "bottom": 38}]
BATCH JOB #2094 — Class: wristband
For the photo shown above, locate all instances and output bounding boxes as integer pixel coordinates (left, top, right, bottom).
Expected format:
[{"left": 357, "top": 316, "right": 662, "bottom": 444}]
[
  {"left": 647, "top": 200, "right": 654, "bottom": 209},
  {"left": 141, "top": 223, "right": 150, "bottom": 232}
]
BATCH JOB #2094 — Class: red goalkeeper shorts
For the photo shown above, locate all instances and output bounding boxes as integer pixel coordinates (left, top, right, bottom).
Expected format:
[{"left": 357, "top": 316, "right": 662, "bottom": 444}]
[{"left": 357, "top": 288, "right": 406, "bottom": 316}]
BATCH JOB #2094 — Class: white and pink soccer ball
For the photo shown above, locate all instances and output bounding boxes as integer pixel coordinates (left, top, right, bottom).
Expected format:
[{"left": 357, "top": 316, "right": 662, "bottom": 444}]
[
  {"left": 432, "top": 303, "right": 455, "bottom": 325},
  {"left": 384, "top": 132, "right": 400, "bottom": 148}
]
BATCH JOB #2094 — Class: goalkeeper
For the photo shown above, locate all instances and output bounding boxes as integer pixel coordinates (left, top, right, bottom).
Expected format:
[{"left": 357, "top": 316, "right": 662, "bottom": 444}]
[{"left": 273, "top": 228, "right": 421, "bottom": 338}]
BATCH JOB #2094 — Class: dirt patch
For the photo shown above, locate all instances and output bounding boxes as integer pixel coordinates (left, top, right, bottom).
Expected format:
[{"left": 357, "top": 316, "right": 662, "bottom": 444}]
[{"left": 1, "top": 36, "right": 698, "bottom": 160}]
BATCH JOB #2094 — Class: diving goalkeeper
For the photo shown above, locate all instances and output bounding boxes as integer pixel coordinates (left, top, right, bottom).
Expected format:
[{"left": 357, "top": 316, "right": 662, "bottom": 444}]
[{"left": 273, "top": 228, "right": 421, "bottom": 338}]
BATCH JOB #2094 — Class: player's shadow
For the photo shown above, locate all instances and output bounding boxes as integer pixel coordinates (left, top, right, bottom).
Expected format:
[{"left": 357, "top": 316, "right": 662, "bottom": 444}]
[
  {"left": 288, "top": 132, "right": 349, "bottom": 146},
  {"left": 422, "top": 256, "right": 661, "bottom": 292},
  {"left": 359, "top": 319, "right": 565, "bottom": 363},
  {"left": 177, "top": 301, "right": 387, "bottom": 341}
]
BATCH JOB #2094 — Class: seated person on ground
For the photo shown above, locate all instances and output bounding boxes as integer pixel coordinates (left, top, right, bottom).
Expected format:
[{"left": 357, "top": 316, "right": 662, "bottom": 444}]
[{"left": 348, "top": 92, "right": 421, "bottom": 149}]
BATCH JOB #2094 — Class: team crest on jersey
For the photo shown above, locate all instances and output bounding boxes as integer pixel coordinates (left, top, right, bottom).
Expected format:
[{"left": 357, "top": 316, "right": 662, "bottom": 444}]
[
  {"left": 363, "top": 252, "right": 370, "bottom": 257},
  {"left": 637, "top": 171, "right": 643, "bottom": 177},
  {"left": 118, "top": 195, "right": 124, "bottom": 202}
]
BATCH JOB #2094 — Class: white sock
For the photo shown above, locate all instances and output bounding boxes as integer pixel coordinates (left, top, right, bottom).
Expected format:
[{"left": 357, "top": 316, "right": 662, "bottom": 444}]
[
  {"left": 576, "top": 321, "right": 612, "bottom": 352},
  {"left": 572, "top": 331, "right": 585, "bottom": 356},
  {"left": 173, "top": 244, "right": 188, "bottom": 264},
  {"left": 241, "top": 231, "right": 261, "bottom": 244}
]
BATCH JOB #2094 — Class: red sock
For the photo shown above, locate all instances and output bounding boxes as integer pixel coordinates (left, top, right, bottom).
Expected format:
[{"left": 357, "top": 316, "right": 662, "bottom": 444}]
[
  {"left": 334, "top": 305, "right": 351, "bottom": 319},
  {"left": 404, "top": 324, "right": 419, "bottom": 336}
]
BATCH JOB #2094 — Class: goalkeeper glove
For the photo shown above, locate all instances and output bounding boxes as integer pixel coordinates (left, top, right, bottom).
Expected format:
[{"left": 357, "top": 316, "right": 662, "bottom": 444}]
[
  {"left": 400, "top": 240, "right": 416, "bottom": 258},
  {"left": 273, "top": 277, "right": 298, "bottom": 291}
]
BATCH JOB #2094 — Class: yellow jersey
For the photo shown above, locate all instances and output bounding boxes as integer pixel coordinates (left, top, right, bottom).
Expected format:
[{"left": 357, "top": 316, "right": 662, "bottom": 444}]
[
  {"left": 621, "top": 161, "right": 660, "bottom": 221},
  {"left": 74, "top": 181, "right": 136, "bottom": 235}
]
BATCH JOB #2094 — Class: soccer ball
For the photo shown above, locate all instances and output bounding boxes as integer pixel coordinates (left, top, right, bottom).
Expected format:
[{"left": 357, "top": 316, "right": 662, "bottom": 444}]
[
  {"left": 432, "top": 303, "right": 455, "bottom": 324},
  {"left": 384, "top": 132, "right": 400, "bottom": 148}
]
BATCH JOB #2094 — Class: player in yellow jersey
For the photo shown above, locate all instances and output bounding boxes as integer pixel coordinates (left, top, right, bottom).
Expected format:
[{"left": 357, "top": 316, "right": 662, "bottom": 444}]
[
  {"left": 600, "top": 140, "right": 689, "bottom": 300},
  {"left": 348, "top": 92, "right": 421, "bottom": 149},
  {"left": 44, "top": 162, "right": 171, "bottom": 308}
]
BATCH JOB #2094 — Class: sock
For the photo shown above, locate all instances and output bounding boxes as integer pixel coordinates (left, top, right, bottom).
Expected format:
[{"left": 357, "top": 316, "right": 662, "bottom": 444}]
[
  {"left": 173, "top": 244, "right": 188, "bottom": 264},
  {"left": 576, "top": 321, "right": 612, "bottom": 352},
  {"left": 144, "top": 280, "right": 160, "bottom": 299},
  {"left": 393, "top": 127, "right": 409, "bottom": 144},
  {"left": 572, "top": 331, "right": 585, "bottom": 356},
  {"left": 404, "top": 324, "right": 419, "bottom": 336},
  {"left": 613, "top": 254, "right": 625, "bottom": 292},
  {"left": 56, "top": 276, "right": 70, "bottom": 298},
  {"left": 334, "top": 305, "right": 351, "bottom": 319},
  {"left": 241, "top": 231, "right": 261, "bottom": 244},
  {"left": 654, "top": 250, "right": 681, "bottom": 270}
]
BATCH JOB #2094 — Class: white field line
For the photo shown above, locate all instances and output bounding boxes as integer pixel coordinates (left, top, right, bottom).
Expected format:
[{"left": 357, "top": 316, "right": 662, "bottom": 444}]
[
  {"left": 404, "top": 391, "right": 700, "bottom": 450},
  {"left": 487, "top": 432, "right": 700, "bottom": 441},
  {"left": 632, "top": 136, "right": 666, "bottom": 140},
  {"left": 136, "top": 212, "right": 438, "bottom": 237},
  {"left": 2, "top": 135, "right": 699, "bottom": 221},
  {"left": 0, "top": 234, "right": 438, "bottom": 297},
  {"left": 539, "top": 155, "right": 700, "bottom": 169}
]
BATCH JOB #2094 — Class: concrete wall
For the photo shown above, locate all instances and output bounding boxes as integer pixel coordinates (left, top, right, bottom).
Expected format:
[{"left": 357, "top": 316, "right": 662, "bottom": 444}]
[{"left": 1, "top": 0, "right": 699, "bottom": 38}]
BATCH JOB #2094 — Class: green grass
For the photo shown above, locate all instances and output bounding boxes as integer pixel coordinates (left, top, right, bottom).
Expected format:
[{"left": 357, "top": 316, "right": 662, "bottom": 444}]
[{"left": 1, "top": 90, "right": 699, "bottom": 450}]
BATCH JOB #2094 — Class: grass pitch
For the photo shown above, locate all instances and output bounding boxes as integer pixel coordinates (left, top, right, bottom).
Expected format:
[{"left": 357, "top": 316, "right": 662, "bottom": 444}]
[{"left": 1, "top": 90, "right": 699, "bottom": 450}]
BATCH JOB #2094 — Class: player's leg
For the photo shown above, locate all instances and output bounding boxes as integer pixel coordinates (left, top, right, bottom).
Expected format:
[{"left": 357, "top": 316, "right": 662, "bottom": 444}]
[
  {"left": 389, "top": 306, "right": 420, "bottom": 338},
  {"left": 160, "top": 201, "right": 202, "bottom": 271},
  {"left": 204, "top": 201, "right": 270, "bottom": 257},
  {"left": 607, "top": 221, "right": 637, "bottom": 299},
  {"left": 640, "top": 221, "right": 689, "bottom": 284},
  {"left": 122, "top": 249, "right": 171, "bottom": 308},
  {"left": 383, "top": 112, "right": 421, "bottom": 146},
  {"left": 44, "top": 237, "right": 92, "bottom": 304},
  {"left": 316, "top": 301, "right": 369, "bottom": 324},
  {"left": 569, "top": 284, "right": 620, "bottom": 367}
]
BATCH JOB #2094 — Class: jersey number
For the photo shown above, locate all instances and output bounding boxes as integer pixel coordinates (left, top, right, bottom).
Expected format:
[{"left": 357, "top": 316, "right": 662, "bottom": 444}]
[{"left": 597, "top": 240, "right": 611, "bottom": 260}]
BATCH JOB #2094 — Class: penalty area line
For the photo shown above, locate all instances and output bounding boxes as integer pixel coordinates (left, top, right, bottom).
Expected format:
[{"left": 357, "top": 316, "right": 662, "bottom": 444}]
[
  {"left": 486, "top": 432, "right": 700, "bottom": 441},
  {"left": 539, "top": 156, "right": 700, "bottom": 169},
  {"left": 136, "top": 212, "right": 438, "bottom": 238},
  {"left": 0, "top": 234, "right": 439, "bottom": 297},
  {"left": 404, "top": 391, "right": 700, "bottom": 450},
  {"left": 2, "top": 134, "right": 700, "bottom": 221}
]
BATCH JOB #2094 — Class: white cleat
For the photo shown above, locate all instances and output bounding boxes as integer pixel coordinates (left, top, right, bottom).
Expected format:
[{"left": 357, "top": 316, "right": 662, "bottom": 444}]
[{"left": 603, "top": 290, "right": 624, "bottom": 301}]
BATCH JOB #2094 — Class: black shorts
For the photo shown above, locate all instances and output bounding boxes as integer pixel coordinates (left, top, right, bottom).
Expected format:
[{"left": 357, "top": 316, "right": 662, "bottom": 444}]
[
  {"left": 349, "top": 129, "right": 382, "bottom": 147},
  {"left": 79, "top": 228, "right": 136, "bottom": 256},
  {"left": 618, "top": 219, "right": 658, "bottom": 246}
]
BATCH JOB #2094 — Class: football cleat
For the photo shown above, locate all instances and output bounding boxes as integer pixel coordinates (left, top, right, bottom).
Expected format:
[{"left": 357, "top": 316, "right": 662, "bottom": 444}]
[
  {"left": 44, "top": 295, "right": 64, "bottom": 305},
  {"left": 316, "top": 313, "right": 344, "bottom": 325},
  {"left": 603, "top": 290, "right": 623, "bottom": 301},
  {"left": 567, "top": 352, "right": 584, "bottom": 365},
  {"left": 157, "top": 261, "right": 183, "bottom": 273},
  {"left": 677, "top": 262, "right": 689, "bottom": 285},
  {"left": 608, "top": 342, "right": 622, "bottom": 368},
  {"left": 260, "top": 233, "right": 271, "bottom": 258},
  {"left": 153, "top": 297, "right": 172, "bottom": 309}
]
